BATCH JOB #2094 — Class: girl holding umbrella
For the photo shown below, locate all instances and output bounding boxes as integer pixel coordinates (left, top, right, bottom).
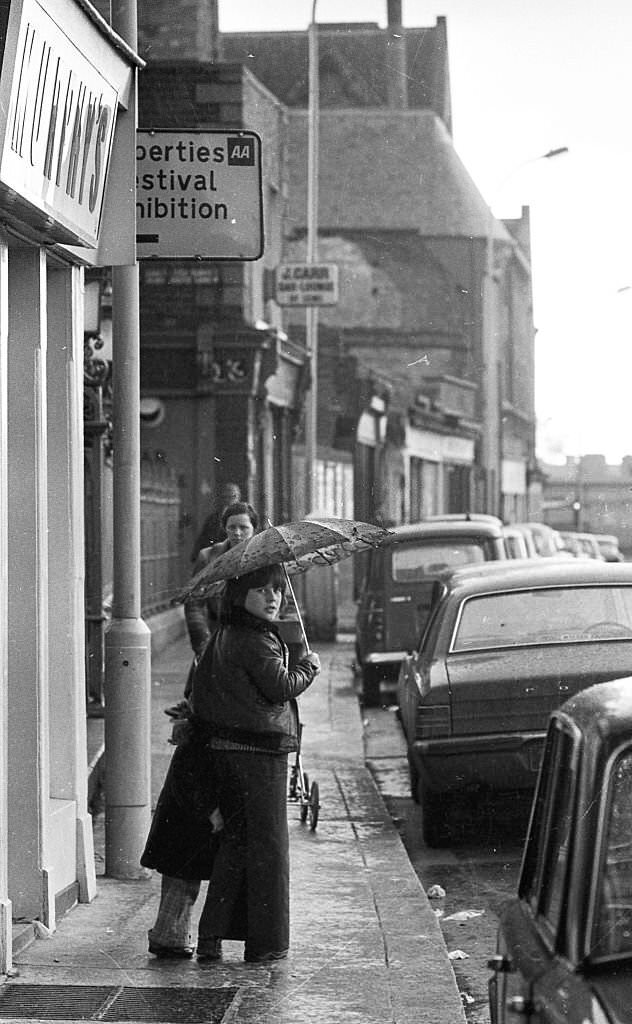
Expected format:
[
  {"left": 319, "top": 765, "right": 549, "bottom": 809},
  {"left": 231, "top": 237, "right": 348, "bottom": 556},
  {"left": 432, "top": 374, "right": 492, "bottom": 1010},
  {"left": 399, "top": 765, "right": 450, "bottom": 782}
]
[{"left": 190, "top": 563, "right": 321, "bottom": 963}]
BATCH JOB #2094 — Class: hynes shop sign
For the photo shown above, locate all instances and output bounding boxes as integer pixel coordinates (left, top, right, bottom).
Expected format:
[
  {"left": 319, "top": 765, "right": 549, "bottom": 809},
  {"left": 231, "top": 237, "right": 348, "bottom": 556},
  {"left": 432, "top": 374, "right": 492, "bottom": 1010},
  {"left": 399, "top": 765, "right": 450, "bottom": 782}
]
[{"left": 0, "top": 0, "right": 118, "bottom": 246}]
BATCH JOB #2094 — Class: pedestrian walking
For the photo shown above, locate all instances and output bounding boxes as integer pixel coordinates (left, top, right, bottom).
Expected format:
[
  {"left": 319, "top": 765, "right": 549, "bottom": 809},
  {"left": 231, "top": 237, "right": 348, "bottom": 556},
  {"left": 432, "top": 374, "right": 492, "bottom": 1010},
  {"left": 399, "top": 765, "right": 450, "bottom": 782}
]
[
  {"left": 190, "top": 563, "right": 321, "bottom": 963},
  {"left": 190, "top": 481, "right": 241, "bottom": 563}
]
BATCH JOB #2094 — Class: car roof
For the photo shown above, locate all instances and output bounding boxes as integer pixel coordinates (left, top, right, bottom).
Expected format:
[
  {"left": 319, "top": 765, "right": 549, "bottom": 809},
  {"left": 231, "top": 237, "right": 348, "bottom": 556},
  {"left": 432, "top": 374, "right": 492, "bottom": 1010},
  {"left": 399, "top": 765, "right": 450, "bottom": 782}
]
[
  {"left": 515, "top": 521, "right": 558, "bottom": 533},
  {"left": 556, "top": 678, "right": 632, "bottom": 747},
  {"left": 384, "top": 519, "right": 504, "bottom": 542},
  {"left": 428, "top": 557, "right": 632, "bottom": 598}
]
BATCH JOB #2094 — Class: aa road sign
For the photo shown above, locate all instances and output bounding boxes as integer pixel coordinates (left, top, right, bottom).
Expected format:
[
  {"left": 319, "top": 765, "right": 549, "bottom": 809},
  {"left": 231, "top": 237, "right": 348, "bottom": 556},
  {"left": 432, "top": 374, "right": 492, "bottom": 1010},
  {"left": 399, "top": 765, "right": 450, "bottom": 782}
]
[
  {"left": 275, "top": 263, "right": 339, "bottom": 306},
  {"left": 136, "top": 129, "right": 263, "bottom": 259}
]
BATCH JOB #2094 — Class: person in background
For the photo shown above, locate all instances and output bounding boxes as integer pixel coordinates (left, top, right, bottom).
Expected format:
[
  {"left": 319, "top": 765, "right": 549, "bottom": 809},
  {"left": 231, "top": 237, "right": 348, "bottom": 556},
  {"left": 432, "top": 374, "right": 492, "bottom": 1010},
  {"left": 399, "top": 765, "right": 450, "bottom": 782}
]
[
  {"left": 190, "top": 564, "right": 321, "bottom": 963},
  {"left": 185, "top": 501, "right": 259, "bottom": 661},
  {"left": 190, "top": 482, "right": 241, "bottom": 563}
]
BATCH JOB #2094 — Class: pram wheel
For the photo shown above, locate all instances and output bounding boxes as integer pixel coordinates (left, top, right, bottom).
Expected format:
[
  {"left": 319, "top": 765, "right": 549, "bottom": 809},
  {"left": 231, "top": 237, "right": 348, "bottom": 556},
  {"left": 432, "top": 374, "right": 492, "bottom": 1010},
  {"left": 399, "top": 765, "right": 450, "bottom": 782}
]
[
  {"left": 300, "top": 772, "right": 310, "bottom": 823},
  {"left": 308, "top": 780, "right": 320, "bottom": 830}
]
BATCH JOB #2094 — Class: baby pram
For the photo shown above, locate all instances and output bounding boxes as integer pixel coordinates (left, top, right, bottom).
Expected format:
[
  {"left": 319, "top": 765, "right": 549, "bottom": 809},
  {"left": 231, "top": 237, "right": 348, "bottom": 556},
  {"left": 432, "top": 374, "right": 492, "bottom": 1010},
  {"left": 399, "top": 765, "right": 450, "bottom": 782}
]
[{"left": 288, "top": 716, "right": 320, "bottom": 830}]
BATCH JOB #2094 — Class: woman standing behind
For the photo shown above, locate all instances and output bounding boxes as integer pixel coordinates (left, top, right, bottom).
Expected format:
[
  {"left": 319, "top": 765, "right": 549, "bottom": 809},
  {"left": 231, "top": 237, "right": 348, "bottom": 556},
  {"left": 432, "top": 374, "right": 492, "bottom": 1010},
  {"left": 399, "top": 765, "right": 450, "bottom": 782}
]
[
  {"left": 191, "top": 563, "right": 321, "bottom": 963},
  {"left": 185, "top": 501, "right": 259, "bottom": 659}
]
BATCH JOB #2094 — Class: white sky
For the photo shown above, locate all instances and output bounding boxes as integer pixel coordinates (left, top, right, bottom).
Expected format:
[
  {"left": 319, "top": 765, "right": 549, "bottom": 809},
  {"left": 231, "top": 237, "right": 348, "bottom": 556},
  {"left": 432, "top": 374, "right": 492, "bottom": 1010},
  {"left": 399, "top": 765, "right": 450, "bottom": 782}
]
[{"left": 219, "top": 1, "right": 632, "bottom": 465}]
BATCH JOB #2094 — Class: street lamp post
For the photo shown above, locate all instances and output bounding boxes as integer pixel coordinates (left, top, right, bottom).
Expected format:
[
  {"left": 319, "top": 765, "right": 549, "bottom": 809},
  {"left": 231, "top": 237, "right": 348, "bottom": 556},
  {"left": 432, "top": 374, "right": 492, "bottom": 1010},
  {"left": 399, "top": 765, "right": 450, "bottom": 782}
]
[
  {"left": 482, "top": 146, "right": 568, "bottom": 518},
  {"left": 105, "top": 0, "right": 152, "bottom": 880},
  {"left": 304, "top": 2, "right": 319, "bottom": 514}
]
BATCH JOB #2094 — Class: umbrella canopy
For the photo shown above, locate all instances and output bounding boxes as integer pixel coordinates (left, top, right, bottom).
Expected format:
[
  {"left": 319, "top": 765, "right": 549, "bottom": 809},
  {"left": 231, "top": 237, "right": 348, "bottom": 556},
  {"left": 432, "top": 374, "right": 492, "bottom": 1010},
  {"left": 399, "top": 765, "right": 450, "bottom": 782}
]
[{"left": 178, "top": 517, "right": 392, "bottom": 602}]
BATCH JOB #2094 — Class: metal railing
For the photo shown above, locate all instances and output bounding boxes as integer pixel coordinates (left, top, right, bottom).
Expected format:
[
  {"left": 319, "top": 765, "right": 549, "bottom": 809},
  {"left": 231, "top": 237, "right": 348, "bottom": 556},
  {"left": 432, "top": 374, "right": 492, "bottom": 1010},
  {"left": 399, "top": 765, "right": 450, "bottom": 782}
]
[{"left": 140, "top": 453, "right": 183, "bottom": 617}]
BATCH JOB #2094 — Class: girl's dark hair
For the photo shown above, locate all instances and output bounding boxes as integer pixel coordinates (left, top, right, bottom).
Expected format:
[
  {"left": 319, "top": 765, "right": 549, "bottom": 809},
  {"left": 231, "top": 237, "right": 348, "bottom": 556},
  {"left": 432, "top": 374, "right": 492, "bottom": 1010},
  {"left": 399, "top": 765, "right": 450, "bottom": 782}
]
[
  {"left": 222, "top": 563, "right": 287, "bottom": 617},
  {"left": 221, "top": 501, "right": 259, "bottom": 531}
]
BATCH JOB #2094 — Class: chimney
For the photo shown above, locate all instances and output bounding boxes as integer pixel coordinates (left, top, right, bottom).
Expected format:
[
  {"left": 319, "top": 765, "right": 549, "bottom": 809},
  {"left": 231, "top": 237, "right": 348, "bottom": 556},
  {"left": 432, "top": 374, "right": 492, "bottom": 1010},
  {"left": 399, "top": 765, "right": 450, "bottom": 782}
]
[{"left": 386, "top": 0, "right": 407, "bottom": 109}]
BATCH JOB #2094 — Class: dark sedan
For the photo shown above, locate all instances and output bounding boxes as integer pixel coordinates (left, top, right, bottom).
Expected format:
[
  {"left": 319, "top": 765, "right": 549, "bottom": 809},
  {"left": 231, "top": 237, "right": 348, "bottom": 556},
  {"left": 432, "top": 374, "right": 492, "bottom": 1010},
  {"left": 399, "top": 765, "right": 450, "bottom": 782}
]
[
  {"left": 490, "top": 678, "right": 632, "bottom": 1023},
  {"left": 397, "top": 559, "right": 632, "bottom": 845}
]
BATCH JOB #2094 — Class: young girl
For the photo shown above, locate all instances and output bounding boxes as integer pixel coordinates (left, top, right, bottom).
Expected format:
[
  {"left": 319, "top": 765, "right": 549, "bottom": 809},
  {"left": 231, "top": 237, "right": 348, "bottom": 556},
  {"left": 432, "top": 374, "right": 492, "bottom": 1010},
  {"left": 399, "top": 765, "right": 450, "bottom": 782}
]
[{"left": 190, "top": 563, "right": 321, "bottom": 963}]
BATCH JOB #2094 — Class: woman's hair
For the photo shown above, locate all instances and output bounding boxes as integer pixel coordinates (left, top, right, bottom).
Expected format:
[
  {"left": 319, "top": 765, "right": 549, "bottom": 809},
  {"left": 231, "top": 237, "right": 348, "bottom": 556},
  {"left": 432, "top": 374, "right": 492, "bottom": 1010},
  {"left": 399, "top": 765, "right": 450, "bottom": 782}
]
[
  {"left": 221, "top": 500, "right": 259, "bottom": 531},
  {"left": 221, "top": 563, "right": 287, "bottom": 618}
]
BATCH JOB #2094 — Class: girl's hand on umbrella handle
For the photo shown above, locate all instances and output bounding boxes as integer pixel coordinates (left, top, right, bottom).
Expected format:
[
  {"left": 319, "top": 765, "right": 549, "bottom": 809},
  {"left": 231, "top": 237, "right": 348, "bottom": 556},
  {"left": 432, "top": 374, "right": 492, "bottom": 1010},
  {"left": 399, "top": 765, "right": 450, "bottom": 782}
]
[{"left": 305, "top": 651, "right": 321, "bottom": 674}]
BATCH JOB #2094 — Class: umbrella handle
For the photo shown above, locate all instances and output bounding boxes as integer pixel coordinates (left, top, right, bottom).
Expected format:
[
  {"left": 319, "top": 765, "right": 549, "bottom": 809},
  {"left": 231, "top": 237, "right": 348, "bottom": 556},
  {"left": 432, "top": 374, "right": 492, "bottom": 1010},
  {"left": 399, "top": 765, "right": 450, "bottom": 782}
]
[
  {"left": 265, "top": 518, "right": 310, "bottom": 652},
  {"left": 282, "top": 565, "right": 310, "bottom": 652}
]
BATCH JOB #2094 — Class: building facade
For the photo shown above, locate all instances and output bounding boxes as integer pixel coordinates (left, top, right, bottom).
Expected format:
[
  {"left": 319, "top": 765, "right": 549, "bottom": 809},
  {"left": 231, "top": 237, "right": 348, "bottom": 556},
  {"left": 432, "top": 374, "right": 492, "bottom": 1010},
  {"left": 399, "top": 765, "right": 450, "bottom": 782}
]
[
  {"left": 0, "top": 0, "right": 140, "bottom": 971},
  {"left": 222, "top": 12, "right": 537, "bottom": 525}
]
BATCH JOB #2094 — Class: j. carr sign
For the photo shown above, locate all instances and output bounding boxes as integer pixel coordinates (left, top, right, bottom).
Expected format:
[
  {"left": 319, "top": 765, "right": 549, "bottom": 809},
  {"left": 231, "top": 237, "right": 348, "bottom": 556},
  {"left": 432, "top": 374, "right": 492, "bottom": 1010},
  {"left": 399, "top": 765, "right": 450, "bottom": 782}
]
[
  {"left": 275, "top": 263, "right": 339, "bottom": 306},
  {"left": 0, "top": 0, "right": 119, "bottom": 247}
]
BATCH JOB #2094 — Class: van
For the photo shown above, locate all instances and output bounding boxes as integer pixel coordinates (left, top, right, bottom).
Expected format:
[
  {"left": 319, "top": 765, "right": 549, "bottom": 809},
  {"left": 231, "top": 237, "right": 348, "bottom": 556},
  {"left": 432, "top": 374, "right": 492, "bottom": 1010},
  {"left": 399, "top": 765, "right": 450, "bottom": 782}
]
[{"left": 354, "top": 518, "right": 508, "bottom": 705}]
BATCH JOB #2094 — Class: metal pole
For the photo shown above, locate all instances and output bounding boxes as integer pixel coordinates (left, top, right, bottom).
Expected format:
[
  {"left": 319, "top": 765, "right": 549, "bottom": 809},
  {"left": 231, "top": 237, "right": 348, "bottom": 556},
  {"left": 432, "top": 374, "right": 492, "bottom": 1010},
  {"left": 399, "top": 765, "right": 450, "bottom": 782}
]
[
  {"left": 104, "top": 0, "right": 152, "bottom": 879},
  {"left": 482, "top": 208, "right": 500, "bottom": 517},
  {"left": 304, "top": 5, "right": 318, "bottom": 513}
]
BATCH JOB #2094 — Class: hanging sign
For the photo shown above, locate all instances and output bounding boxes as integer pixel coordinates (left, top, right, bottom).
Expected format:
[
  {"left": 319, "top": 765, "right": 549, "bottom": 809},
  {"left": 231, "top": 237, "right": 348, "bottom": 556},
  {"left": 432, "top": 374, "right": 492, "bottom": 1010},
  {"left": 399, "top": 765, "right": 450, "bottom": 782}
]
[
  {"left": 275, "top": 263, "right": 339, "bottom": 306},
  {"left": 136, "top": 129, "right": 263, "bottom": 260},
  {"left": 0, "top": 0, "right": 119, "bottom": 246}
]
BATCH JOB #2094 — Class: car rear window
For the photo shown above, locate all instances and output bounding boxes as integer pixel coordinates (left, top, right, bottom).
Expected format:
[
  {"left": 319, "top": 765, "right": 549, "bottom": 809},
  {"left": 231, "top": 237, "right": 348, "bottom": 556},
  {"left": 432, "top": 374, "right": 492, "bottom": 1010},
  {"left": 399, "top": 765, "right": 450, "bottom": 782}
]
[
  {"left": 453, "top": 585, "right": 632, "bottom": 651},
  {"left": 391, "top": 541, "right": 486, "bottom": 582}
]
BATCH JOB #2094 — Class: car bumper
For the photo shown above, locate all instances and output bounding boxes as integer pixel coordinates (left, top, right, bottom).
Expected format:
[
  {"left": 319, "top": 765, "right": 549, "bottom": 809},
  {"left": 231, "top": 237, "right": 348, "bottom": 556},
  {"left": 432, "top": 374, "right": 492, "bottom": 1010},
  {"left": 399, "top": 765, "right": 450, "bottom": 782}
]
[{"left": 410, "top": 731, "right": 546, "bottom": 793}]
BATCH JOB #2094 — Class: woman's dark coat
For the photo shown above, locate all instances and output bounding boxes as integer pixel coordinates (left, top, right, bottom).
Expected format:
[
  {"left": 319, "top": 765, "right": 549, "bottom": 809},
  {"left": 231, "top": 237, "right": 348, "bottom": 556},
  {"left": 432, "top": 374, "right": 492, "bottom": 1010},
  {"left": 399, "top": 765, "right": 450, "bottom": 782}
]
[{"left": 140, "top": 727, "right": 219, "bottom": 879}]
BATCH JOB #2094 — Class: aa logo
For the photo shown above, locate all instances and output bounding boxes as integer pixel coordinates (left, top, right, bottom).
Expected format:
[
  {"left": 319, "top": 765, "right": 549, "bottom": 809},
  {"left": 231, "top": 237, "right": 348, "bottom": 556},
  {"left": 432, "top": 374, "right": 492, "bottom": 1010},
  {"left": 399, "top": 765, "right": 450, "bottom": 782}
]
[{"left": 227, "top": 137, "right": 255, "bottom": 166}]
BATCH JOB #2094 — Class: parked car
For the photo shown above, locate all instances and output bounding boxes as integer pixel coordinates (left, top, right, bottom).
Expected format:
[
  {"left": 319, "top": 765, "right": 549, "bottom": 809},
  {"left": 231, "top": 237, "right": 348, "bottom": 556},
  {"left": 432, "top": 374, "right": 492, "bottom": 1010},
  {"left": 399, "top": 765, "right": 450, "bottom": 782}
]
[
  {"left": 507, "top": 523, "right": 539, "bottom": 558},
  {"left": 512, "top": 521, "right": 567, "bottom": 557},
  {"left": 397, "top": 559, "right": 632, "bottom": 845},
  {"left": 489, "top": 678, "right": 632, "bottom": 1024},
  {"left": 560, "top": 530, "right": 605, "bottom": 559},
  {"left": 595, "top": 532, "right": 624, "bottom": 562},
  {"left": 501, "top": 525, "right": 531, "bottom": 559},
  {"left": 355, "top": 518, "right": 508, "bottom": 706}
]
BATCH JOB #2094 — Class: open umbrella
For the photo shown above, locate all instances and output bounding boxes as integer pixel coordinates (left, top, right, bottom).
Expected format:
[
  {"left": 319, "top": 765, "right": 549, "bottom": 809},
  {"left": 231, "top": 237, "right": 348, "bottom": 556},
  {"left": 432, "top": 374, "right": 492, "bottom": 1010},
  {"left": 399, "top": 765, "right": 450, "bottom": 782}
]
[
  {"left": 178, "top": 517, "right": 392, "bottom": 602},
  {"left": 177, "top": 516, "right": 392, "bottom": 649}
]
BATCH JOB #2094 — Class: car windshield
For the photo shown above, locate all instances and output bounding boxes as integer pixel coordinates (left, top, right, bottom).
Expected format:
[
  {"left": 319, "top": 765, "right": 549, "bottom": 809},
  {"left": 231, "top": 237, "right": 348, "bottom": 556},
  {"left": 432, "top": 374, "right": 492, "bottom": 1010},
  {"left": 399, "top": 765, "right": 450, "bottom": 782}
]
[
  {"left": 452, "top": 585, "right": 632, "bottom": 651},
  {"left": 391, "top": 541, "right": 486, "bottom": 582},
  {"left": 592, "top": 748, "right": 632, "bottom": 959}
]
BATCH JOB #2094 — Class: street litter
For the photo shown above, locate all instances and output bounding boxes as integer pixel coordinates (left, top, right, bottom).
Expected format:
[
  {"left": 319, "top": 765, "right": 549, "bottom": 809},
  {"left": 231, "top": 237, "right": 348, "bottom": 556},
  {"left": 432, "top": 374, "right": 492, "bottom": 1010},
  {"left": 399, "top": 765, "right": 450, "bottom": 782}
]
[
  {"left": 427, "top": 884, "right": 446, "bottom": 898},
  {"left": 443, "top": 909, "right": 485, "bottom": 922},
  {"left": 448, "top": 949, "right": 469, "bottom": 960}
]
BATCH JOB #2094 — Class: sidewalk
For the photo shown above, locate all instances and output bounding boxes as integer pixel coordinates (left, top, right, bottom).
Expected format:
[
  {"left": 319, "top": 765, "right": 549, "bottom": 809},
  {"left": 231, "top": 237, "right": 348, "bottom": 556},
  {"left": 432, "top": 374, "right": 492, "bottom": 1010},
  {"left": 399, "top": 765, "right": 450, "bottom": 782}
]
[{"left": 8, "top": 634, "right": 466, "bottom": 1024}]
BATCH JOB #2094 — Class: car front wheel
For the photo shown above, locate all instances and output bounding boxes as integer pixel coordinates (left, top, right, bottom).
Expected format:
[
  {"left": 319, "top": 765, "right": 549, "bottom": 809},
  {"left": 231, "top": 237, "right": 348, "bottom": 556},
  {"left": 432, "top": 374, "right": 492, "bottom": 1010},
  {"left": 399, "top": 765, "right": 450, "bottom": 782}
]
[
  {"left": 361, "top": 664, "right": 381, "bottom": 707},
  {"left": 419, "top": 780, "right": 452, "bottom": 847}
]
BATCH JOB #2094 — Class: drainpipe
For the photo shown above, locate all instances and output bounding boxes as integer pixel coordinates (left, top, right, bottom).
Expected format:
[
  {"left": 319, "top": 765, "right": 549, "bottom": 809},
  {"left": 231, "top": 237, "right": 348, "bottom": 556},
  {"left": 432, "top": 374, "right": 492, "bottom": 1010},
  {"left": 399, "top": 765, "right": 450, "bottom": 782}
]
[{"left": 104, "top": 0, "right": 152, "bottom": 879}]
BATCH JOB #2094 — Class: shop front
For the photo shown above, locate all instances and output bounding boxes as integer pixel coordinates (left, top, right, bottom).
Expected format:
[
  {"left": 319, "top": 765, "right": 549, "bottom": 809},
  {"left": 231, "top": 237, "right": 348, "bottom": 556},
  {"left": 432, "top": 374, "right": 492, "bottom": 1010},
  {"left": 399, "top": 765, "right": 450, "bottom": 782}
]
[
  {"left": 404, "top": 424, "right": 476, "bottom": 518},
  {"left": 0, "top": 0, "right": 140, "bottom": 970}
]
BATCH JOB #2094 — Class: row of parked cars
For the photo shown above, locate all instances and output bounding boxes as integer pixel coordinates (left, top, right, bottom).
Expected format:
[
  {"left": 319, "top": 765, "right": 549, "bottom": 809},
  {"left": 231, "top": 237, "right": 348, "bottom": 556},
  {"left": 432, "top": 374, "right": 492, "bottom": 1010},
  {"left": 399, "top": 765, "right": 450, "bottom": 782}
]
[
  {"left": 355, "top": 515, "right": 624, "bottom": 706},
  {"left": 353, "top": 515, "right": 632, "bottom": 1021}
]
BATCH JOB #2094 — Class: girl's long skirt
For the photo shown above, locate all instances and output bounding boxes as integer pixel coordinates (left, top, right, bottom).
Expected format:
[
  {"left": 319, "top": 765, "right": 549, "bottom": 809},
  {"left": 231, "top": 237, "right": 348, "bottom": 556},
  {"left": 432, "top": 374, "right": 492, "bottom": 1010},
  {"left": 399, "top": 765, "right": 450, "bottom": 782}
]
[{"left": 198, "top": 749, "right": 289, "bottom": 956}]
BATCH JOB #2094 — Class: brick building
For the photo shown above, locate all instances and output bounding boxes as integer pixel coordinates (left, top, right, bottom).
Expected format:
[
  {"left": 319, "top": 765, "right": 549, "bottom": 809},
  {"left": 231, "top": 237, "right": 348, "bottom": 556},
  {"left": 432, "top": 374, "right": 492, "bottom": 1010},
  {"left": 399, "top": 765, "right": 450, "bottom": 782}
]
[
  {"left": 219, "top": 3, "right": 538, "bottom": 524},
  {"left": 93, "top": 0, "right": 538, "bottom": 563}
]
